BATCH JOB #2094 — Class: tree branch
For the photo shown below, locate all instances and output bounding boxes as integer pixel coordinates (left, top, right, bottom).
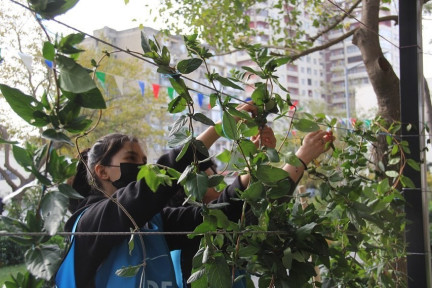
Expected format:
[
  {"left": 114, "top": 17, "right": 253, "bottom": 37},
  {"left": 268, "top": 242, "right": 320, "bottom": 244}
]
[{"left": 308, "top": 0, "right": 362, "bottom": 43}]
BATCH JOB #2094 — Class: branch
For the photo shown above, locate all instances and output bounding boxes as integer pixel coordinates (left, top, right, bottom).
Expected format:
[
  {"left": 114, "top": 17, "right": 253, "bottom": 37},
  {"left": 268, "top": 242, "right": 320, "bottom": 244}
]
[
  {"left": 290, "top": 29, "right": 356, "bottom": 61},
  {"left": 308, "top": 0, "right": 362, "bottom": 43},
  {"left": 0, "top": 167, "right": 18, "bottom": 191}
]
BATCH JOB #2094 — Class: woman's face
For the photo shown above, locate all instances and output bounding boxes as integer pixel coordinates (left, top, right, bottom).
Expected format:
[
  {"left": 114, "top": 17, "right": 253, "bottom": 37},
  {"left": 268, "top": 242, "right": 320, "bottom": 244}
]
[{"left": 96, "top": 141, "right": 147, "bottom": 195}]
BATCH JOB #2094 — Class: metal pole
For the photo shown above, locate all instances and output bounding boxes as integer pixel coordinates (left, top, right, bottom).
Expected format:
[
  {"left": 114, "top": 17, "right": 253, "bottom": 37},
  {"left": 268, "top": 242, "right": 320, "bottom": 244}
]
[
  {"left": 344, "top": 66, "right": 350, "bottom": 129},
  {"left": 399, "top": 0, "right": 431, "bottom": 287}
]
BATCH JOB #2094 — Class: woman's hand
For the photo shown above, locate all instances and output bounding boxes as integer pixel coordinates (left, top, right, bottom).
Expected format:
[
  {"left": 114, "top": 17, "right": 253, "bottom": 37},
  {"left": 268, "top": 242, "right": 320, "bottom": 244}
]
[
  {"left": 251, "top": 126, "right": 276, "bottom": 149},
  {"left": 295, "top": 130, "right": 335, "bottom": 165}
]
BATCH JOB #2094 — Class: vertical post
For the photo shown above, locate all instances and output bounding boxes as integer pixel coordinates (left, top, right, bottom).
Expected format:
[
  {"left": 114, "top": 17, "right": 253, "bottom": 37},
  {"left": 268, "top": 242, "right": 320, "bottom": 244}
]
[
  {"left": 344, "top": 67, "right": 350, "bottom": 129},
  {"left": 399, "top": 0, "right": 430, "bottom": 287}
]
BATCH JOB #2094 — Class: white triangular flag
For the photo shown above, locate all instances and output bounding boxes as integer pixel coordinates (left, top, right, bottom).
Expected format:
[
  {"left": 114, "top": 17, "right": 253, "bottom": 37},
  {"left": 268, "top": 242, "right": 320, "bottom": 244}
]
[
  {"left": 18, "top": 52, "right": 33, "bottom": 73},
  {"left": 114, "top": 75, "right": 124, "bottom": 95}
]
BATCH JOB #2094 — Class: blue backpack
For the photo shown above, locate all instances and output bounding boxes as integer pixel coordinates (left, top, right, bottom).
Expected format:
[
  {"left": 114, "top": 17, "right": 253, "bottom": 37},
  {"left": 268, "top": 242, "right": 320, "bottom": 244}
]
[{"left": 55, "top": 211, "right": 178, "bottom": 288}]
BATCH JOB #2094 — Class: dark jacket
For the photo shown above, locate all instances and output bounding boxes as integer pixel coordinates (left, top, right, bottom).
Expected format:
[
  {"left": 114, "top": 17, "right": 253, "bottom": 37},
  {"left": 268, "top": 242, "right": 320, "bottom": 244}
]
[{"left": 63, "top": 146, "right": 246, "bottom": 287}]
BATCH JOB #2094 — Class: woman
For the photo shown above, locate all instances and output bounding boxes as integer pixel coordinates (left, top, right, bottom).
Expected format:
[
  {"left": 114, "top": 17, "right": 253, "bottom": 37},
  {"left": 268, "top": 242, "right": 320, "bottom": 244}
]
[{"left": 55, "top": 103, "right": 333, "bottom": 287}]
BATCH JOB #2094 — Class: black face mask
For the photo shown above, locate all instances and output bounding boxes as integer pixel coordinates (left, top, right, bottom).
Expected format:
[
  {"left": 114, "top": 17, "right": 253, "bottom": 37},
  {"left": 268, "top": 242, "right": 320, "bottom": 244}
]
[{"left": 110, "top": 163, "right": 143, "bottom": 189}]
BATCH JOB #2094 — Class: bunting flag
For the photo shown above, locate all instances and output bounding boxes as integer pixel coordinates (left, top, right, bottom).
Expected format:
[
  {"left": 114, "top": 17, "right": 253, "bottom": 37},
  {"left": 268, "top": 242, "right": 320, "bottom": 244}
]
[
  {"left": 152, "top": 83, "right": 160, "bottom": 99},
  {"left": 197, "top": 93, "right": 204, "bottom": 107},
  {"left": 96, "top": 71, "right": 106, "bottom": 88},
  {"left": 114, "top": 75, "right": 124, "bottom": 95},
  {"left": 44, "top": 59, "right": 53, "bottom": 69},
  {"left": 138, "top": 81, "right": 145, "bottom": 96},
  {"left": 167, "top": 87, "right": 174, "bottom": 100},
  {"left": 245, "top": 97, "right": 252, "bottom": 102},
  {"left": 18, "top": 52, "right": 33, "bottom": 73},
  {"left": 208, "top": 103, "right": 212, "bottom": 110},
  {"left": 290, "top": 100, "right": 299, "bottom": 110}
]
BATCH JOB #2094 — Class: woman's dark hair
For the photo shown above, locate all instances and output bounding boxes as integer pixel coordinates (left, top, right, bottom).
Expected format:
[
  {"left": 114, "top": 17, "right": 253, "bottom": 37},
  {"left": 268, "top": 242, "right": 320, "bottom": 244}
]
[{"left": 68, "top": 133, "right": 138, "bottom": 212}]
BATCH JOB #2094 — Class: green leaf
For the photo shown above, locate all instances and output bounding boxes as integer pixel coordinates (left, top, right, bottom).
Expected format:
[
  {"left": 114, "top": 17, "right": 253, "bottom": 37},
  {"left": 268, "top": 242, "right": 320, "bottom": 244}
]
[
  {"left": 296, "top": 222, "right": 317, "bottom": 240},
  {"left": 115, "top": 264, "right": 142, "bottom": 277},
  {"left": 208, "top": 174, "right": 224, "bottom": 187},
  {"left": 251, "top": 84, "right": 267, "bottom": 105},
  {"left": 40, "top": 191, "right": 68, "bottom": 235},
  {"left": 222, "top": 111, "right": 238, "bottom": 140},
  {"left": 193, "top": 113, "right": 215, "bottom": 126},
  {"left": 406, "top": 159, "right": 420, "bottom": 171},
  {"left": 400, "top": 175, "right": 415, "bottom": 188},
  {"left": 256, "top": 164, "right": 289, "bottom": 183},
  {"left": 207, "top": 256, "right": 232, "bottom": 287},
  {"left": 42, "top": 41, "right": 55, "bottom": 61},
  {"left": 282, "top": 247, "right": 293, "bottom": 269},
  {"left": 213, "top": 74, "right": 243, "bottom": 90},
  {"left": 58, "top": 33, "right": 85, "bottom": 54},
  {"left": 216, "top": 149, "right": 231, "bottom": 163},
  {"left": 63, "top": 117, "right": 92, "bottom": 133},
  {"left": 141, "top": 32, "right": 152, "bottom": 54},
  {"left": 25, "top": 245, "right": 62, "bottom": 280},
  {"left": 293, "top": 118, "right": 320, "bottom": 132},
  {"left": 238, "top": 139, "right": 257, "bottom": 157},
  {"left": 266, "top": 148, "right": 280, "bottom": 162},
  {"left": 137, "top": 165, "right": 164, "bottom": 192},
  {"left": 185, "top": 172, "right": 208, "bottom": 201},
  {"left": 30, "top": 0, "right": 80, "bottom": 19},
  {"left": 0, "top": 84, "right": 49, "bottom": 127},
  {"left": 168, "top": 128, "right": 192, "bottom": 148},
  {"left": 42, "top": 129, "right": 73, "bottom": 145},
  {"left": 56, "top": 55, "right": 96, "bottom": 93},
  {"left": 58, "top": 183, "right": 83, "bottom": 199},
  {"left": 385, "top": 170, "right": 399, "bottom": 178},
  {"left": 12, "top": 145, "right": 33, "bottom": 169},
  {"left": 176, "top": 141, "right": 191, "bottom": 162},
  {"left": 168, "top": 96, "right": 188, "bottom": 114},
  {"left": 177, "top": 58, "right": 203, "bottom": 74},
  {"left": 169, "top": 115, "right": 188, "bottom": 137},
  {"left": 63, "top": 87, "right": 106, "bottom": 109},
  {"left": 241, "top": 181, "right": 264, "bottom": 201}
]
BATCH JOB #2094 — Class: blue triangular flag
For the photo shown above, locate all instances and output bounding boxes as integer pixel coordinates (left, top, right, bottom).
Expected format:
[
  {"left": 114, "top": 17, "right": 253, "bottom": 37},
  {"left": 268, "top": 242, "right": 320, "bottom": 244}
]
[
  {"left": 197, "top": 93, "right": 204, "bottom": 107},
  {"left": 44, "top": 59, "right": 53, "bottom": 69},
  {"left": 138, "top": 81, "right": 145, "bottom": 96}
]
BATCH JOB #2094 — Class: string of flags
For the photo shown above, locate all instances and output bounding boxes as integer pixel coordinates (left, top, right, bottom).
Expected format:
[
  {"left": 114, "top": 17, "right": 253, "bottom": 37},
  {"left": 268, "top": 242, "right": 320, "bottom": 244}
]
[{"left": 1, "top": 47, "right": 370, "bottom": 126}]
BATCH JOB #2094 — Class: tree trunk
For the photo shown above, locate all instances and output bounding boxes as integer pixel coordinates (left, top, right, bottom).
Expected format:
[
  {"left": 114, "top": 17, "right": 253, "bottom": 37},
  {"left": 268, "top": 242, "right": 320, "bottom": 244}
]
[{"left": 352, "top": 0, "right": 400, "bottom": 164}]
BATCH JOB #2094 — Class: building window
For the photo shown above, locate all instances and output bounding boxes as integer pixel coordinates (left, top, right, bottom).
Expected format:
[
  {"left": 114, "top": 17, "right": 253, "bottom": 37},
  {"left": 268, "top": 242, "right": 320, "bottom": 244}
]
[
  {"left": 307, "top": 68, "right": 311, "bottom": 74},
  {"left": 307, "top": 78, "right": 312, "bottom": 85}
]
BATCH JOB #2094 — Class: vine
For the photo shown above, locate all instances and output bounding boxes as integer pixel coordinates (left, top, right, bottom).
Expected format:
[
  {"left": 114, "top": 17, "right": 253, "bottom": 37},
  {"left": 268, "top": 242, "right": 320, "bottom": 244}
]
[{"left": 0, "top": 1, "right": 413, "bottom": 287}]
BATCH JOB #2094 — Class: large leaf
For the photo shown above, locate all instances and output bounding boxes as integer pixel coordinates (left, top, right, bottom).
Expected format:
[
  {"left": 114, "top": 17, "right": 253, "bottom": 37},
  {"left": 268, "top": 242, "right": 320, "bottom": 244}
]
[
  {"left": 63, "top": 87, "right": 106, "bottom": 109},
  {"left": 42, "top": 129, "right": 73, "bottom": 145},
  {"left": 256, "top": 165, "right": 289, "bottom": 183},
  {"left": 40, "top": 191, "right": 68, "bottom": 235},
  {"left": 42, "top": 41, "right": 55, "bottom": 61},
  {"left": 25, "top": 245, "right": 62, "bottom": 280},
  {"left": 12, "top": 145, "right": 33, "bottom": 170},
  {"left": 177, "top": 58, "right": 203, "bottom": 74},
  {"left": 29, "top": 0, "right": 80, "bottom": 19},
  {"left": 185, "top": 172, "right": 208, "bottom": 201},
  {"left": 58, "top": 183, "right": 83, "bottom": 199},
  {"left": 0, "top": 84, "right": 49, "bottom": 127},
  {"left": 56, "top": 55, "right": 96, "bottom": 93},
  {"left": 213, "top": 74, "right": 243, "bottom": 90},
  {"left": 207, "top": 256, "right": 232, "bottom": 288},
  {"left": 222, "top": 111, "right": 237, "bottom": 140},
  {"left": 193, "top": 113, "right": 215, "bottom": 126},
  {"left": 58, "top": 33, "right": 85, "bottom": 54},
  {"left": 293, "top": 118, "right": 320, "bottom": 132},
  {"left": 168, "top": 95, "right": 188, "bottom": 114}
]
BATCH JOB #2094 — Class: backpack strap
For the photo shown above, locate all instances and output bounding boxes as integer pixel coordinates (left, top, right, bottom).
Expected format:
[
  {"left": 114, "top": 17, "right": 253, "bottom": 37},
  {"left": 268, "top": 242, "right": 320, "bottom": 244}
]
[{"left": 55, "top": 209, "right": 87, "bottom": 288}]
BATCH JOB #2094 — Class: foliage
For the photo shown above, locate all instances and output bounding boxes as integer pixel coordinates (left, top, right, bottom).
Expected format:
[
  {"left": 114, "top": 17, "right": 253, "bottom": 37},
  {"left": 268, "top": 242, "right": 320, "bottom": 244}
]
[
  {"left": 0, "top": 1, "right": 409, "bottom": 288},
  {"left": 155, "top": 0, "right": 362, "bottom": 52}
]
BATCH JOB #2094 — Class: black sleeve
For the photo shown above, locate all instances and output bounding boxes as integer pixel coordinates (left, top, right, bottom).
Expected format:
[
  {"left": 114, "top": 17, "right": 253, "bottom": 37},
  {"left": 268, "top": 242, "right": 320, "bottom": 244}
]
[{"left": 70, "top": 144, "right": 210, "bottom": 287}]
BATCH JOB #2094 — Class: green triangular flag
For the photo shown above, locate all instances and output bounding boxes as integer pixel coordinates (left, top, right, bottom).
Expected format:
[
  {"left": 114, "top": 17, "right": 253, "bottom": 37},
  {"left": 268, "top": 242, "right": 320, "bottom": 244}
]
[
  {"left": 167, "top": 87, "right": 174, "bottom": 100},
  {"left": 96, "top": 71, "right": 106, "bottom": 88}
]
